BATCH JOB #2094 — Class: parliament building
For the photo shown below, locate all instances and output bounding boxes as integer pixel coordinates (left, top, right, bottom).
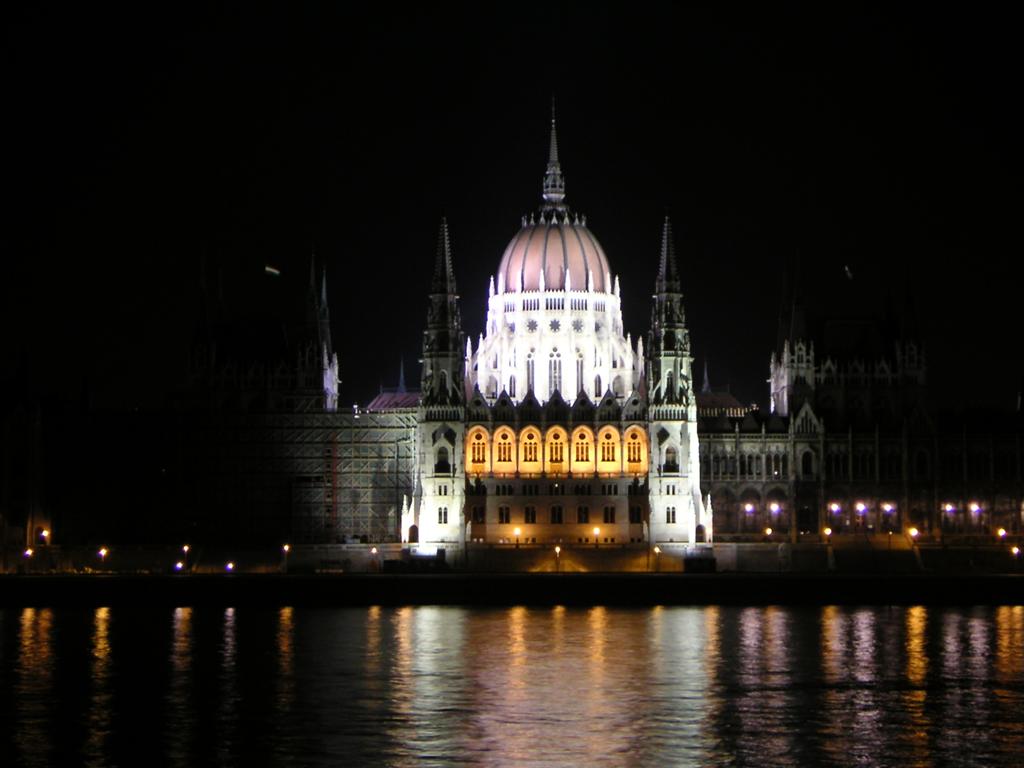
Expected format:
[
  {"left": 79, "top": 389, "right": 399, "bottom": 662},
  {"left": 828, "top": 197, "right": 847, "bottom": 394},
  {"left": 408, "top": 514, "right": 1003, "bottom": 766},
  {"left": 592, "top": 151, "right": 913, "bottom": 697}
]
[{"left": 171, "top": 115, "right": 1022, "bottom": 564}]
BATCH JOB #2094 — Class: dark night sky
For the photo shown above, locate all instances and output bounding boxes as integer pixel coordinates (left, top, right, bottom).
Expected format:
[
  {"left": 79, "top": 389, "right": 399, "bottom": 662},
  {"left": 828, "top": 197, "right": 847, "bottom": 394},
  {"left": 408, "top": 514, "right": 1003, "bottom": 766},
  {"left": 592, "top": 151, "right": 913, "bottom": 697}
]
[{"left": 3, "top": 3, "right": 1019, "bottom": 411}]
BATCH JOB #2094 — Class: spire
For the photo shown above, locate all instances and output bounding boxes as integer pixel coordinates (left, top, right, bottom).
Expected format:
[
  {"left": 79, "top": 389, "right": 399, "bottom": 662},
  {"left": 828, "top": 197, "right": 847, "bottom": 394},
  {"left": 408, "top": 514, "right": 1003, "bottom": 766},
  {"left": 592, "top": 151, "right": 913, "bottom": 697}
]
[
  {"left": 398, "top": 357, "right": 406, "bottom": 393},
  {"left": 542, "top": 99, "right": 566, "bottom": 210},
  {"left": 431, "top": 217, "right": 457, "bottom": 294},
  {"left": 702, "top": 359, "right": 711, "bottom": 393},
  {"left": 657, "top": 216, "right": 681, "bottom": 293}
]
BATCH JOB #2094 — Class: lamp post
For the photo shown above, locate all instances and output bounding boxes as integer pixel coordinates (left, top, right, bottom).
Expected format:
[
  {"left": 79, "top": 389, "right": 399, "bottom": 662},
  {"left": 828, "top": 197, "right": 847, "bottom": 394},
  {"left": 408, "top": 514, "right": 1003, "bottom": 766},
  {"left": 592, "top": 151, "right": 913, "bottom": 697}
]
[
  {"left": 593, "top": 527, "right": 600, "bottom": 548},
  {"left": 554, "top": 545, "right": 561, "bottom": 573},
  {"left": 653, "top": 545, "right": 661, "bottom": 572},
  {"left": 282, "top": 543, "right": 290, "bottom": 573},
  {"left": 98, "top": 547, "right": 108, "bottom": 569},
  {"left": 513, "top": 527, "right": 521, "bottom": 549}
]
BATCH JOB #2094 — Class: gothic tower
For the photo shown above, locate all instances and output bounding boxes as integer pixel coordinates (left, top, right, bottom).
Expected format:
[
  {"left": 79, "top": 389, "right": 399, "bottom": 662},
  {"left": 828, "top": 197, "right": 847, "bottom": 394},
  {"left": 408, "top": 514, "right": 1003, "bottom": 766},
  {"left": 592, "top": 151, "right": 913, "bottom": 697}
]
[
  {"left": 414, "top": 219, "right": 466, "bottom": 549},
  {"left": 646, "top": 217, "right": 707, "bottom": 544}
]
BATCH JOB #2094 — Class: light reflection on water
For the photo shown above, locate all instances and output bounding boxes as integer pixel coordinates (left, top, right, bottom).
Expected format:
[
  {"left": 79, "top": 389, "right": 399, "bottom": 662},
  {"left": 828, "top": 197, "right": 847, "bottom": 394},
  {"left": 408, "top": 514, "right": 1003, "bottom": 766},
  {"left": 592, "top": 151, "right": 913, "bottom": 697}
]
[{"left": 1, "top": 605, "right": 1023, "bottom": 766}]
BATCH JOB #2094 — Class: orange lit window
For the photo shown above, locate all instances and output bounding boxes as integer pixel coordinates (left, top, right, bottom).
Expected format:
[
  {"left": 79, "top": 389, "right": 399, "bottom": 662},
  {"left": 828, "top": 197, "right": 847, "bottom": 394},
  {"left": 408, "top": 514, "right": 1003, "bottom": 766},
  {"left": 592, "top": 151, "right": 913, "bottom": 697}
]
[
  {"left": 627, "top": 434, "right": 642, "bottom": 463},
  {"left": 524, "top": 433, "right": 538, "bottom": 462},
  {"left": 601, "top": 435, "right": 616, "bottom": 462},
  {"left": 550, "top": 440, "right": 564, "bottom": 463},
  {"left": 471, "top": 433, "right": 486, "bottom": 463},
  {"left": 575, "top": 441, "right": 589, "bottom": 462},
  {"left": 497, "top": 435, "right": 512, "bottom": 462}
]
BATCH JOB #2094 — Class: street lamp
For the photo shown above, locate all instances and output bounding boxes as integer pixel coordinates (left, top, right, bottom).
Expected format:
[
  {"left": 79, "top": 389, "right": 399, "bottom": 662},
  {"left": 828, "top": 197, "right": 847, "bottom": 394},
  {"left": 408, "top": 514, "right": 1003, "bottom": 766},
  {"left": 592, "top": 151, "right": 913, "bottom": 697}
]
[
  {"left": 226, "top": 561, "right": 235, "bottom": 572},
  {"left": 40, "top": 529, "right": 50, "bottom": 544},
  {"left": 997, "top": 528, "right": 1007, "bottom": 539},
  {"left": 513, "top": 527, "right": 521, "bottom": 548},
  {"left": 653, "top": 545, "right": 661, "bottom": 572},
  {"left": 593, "top": 527, "right": 600, "bottom": 548},
  {"left": 1012, "top": 546, "right": 1020, "bottom": 557},
  {"left": 765, "top": 527, "right": 773, "bottom": 536},
  {"left": 554, "top": 545, "right": 561, "bottom": 572},
  {"left": 174, "top": 561, "right": 184, "bottom": 571},
  {"left": 98, "top": 547, "right": 108, "bottom": 566},
  {"left": 908, "top": 527, "right": 919, "bottom": 539},
  {"left": 823, "top": 527, "right": 832, "bottom": 538},
  {"left": 24, "top": 548, "right": 33, "bottom": 558}
]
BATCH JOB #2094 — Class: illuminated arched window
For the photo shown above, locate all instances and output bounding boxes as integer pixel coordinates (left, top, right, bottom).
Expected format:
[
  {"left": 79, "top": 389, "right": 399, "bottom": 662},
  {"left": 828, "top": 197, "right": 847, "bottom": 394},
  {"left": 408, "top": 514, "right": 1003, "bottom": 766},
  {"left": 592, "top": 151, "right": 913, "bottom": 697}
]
[
  {"left": 471, "top": 432, "right": 486, "bottom": 463},
  {"left": 497, "top": 433, "right": 513, "bottom": 463},
  {"left": 601, "top": 433, "right": 616, "bottom": 462},
  {"left": 575, "top": 440, "right": 589, "bottom": 462},
  {"left": 627, "top": 433, "right": 642, "bottom": 463},
  {"left": 523, "top": 431, "right": 538, "bottom": 462}
]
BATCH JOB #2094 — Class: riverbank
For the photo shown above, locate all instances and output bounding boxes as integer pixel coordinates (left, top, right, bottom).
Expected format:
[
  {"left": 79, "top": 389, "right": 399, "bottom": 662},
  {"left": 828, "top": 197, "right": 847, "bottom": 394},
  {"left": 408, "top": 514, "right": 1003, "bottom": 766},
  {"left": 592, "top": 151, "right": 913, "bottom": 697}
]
[{"left": 3, "top": 572, "right": 1023, "bottom": 607}]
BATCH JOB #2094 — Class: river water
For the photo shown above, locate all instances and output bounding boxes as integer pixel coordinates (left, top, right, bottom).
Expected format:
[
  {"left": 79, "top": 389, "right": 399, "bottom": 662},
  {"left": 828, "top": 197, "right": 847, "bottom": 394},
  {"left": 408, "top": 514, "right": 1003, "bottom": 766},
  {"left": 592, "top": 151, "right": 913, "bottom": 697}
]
[{"left": 1, "top": 605, "right": 1023, "bottom": 766}]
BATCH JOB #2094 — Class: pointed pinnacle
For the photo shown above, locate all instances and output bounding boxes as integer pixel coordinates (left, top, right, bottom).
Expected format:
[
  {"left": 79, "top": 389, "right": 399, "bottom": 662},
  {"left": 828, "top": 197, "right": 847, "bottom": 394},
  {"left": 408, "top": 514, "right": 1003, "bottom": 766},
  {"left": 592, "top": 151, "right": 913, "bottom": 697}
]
[
  {"left": 432, "top": 217, "right": 457, "bottom": 294},
  {"left": 658, "top": 216, "right": 681, "bottom": 291}
]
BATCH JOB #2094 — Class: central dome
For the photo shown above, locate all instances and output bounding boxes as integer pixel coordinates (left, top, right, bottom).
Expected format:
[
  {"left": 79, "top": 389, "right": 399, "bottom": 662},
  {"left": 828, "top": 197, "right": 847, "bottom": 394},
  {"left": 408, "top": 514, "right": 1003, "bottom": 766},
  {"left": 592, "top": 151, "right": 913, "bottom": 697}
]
[{"left": 497, "top": 212, "right": 611, "bottom": 294}]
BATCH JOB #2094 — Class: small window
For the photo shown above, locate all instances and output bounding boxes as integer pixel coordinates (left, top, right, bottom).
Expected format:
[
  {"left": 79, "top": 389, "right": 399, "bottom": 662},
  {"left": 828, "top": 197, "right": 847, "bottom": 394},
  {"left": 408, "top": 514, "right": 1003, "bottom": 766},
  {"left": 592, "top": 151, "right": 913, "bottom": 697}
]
[
  {"left": 472, "top": 506, "right": 485, "bottom": 524},
  {"left": 577, "top": 506, "right": 590, "bottom": 524},
  {"left": 525, "top": 506, "right": 536, "bottom": 524},
  {"left": 438, "top": 507, "right": 448, "bottom": 524},
  {"left": 603, "top": 506, "right": 616, "bottom": 524},
  {"left": 551, "top": 505, "right": 563, "bottom": 524},
  {"left": 498, "top": 506, "right": 511, "bottom": 524},
  {"left": 629, "top": 506, "right": 642, "bottom": 524},
  {"left": 666, "top": 506, "right": 676, "bottom": 524}
]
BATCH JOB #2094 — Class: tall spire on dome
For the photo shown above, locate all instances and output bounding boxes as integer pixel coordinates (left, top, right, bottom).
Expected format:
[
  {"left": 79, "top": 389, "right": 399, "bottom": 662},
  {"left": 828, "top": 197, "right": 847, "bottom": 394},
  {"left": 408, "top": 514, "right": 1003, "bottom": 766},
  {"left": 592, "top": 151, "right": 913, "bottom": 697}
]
[
  {"left": 542, "top": 98, "right": 566, "bottom": 210},
  {"left": 656, "top": 215, "right": 681, "bottom": 293},
  {"left": 431, "top": 217, "right": 457, "bottom": 294}
]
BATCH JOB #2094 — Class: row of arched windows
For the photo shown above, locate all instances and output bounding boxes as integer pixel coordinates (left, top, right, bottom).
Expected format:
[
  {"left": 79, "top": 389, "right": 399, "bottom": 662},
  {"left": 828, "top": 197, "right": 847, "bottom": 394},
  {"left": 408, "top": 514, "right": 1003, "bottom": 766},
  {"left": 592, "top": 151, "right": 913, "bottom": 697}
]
[{"left": 465, "top": 424, "right": 650, "bottom": 477}]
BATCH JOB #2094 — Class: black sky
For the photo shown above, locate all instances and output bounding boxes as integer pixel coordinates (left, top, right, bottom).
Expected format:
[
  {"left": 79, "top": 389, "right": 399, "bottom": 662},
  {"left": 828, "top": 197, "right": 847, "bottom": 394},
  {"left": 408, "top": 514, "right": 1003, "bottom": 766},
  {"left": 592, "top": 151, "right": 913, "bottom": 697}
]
[{"left": 3, "top": 3, "right": 1019, "bottom": 411}]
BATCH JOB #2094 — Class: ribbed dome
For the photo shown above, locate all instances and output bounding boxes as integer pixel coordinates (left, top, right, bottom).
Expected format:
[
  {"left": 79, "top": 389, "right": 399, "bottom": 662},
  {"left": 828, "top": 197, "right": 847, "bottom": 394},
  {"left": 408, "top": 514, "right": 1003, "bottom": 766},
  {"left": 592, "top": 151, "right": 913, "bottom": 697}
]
[{"left": 497, "top": 212, "right": 611, "bottom": 294}]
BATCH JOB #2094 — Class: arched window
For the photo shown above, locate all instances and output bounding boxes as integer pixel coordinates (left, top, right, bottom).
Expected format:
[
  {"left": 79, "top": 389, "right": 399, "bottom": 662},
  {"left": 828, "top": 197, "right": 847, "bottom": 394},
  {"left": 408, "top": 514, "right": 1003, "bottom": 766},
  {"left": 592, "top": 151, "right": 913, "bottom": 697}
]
[
  {"left": 801, "top": 451, "right": 814, "bottom": 478},
  {"left": 575, "top": 440, "right": 589, "bottom": 462},
  {"left": 527, "top": 355, "right": 535, "bottom": 392},
  {"left": 549, "top": 436, "right": 564, "bottom": 463},
  {"left": 486, "top": 376, "right": 498, "bottom": 398},
  {"left": 664, "top": 447, "right": 679, "bottom": 472},
  {"left": 435, "top": 446, "right": 450, "bottom": 473},
  {"left": 509, "top": 375, "right": 516, "bottom": 398},
  {"left": 496, "top": 432, "right": 513, "bottom": 463},
  {"left": 576, "top": 358, "right": 584, "bottom": 393},
  {"left": 627, "top": 433, "right": 642, "bottom": 463},
  {"left": 601, "top": 433, "right": 616, "bottom": 462},
  {"left": 594, "top": 375, "right": 602, "bottom": 396},
  {"left": 523, "top": 431, "right": 538, "bottom": 462},
  {"left": 548, "top": 350, "right": 562, "bottom": 396},
  {"left": 471, "top": 433, "right": 486, "bottom": 463}
]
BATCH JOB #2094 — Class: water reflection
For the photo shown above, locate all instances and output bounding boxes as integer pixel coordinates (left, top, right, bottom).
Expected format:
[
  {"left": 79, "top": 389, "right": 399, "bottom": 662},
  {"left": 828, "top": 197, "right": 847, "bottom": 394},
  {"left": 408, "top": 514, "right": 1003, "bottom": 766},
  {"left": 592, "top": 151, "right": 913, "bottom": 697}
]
[
  {"left": 85, "top": 607, "right": 112, "bottom": 766},
  {"left": 216, "top": 607, "right": 238, "bottom": 765},
  {"left": 15, "top": 607, "right": 54, "bottom": 768},
  {"left": 165, "top": 607, "right": 194, "bottom": 767},
  {"left": 1, "top": 604, "right": 1023, "bottom": 766}
]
